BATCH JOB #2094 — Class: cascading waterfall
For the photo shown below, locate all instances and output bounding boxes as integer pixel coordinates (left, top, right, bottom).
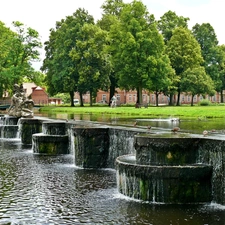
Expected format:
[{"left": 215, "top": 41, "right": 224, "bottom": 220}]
[
  {"left": 0, "top": 115, "right": 19, "bottom": 139},
  {"left": 116, "top": 136, "right": 213, "bottom": 204}
]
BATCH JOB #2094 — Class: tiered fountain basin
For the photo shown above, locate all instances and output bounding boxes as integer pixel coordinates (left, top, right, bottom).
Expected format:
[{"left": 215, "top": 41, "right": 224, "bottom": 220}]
[
  {"left": 116, "top": 135, "right": 213, "bottom": 204},
  {"left": 32, "top": 121, "right": 69, "bottom": 155},
  {"left": 0, "top": 116, "right": 19, "bottom": 138}
]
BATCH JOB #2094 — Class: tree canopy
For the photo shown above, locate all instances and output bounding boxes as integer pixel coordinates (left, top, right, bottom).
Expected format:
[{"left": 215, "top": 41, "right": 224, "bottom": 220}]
[
  {"left": 109, "top": 0, "right": 173, "bottom": 104},
  {"left": 0, "top": 21, "right": 42, "bottom": 96},
  {"left": 166, "top": 27, "right": 215, "bottom": 105}
]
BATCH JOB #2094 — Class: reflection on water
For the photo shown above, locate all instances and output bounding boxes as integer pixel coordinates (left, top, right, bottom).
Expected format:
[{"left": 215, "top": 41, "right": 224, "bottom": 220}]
[
  {"left": 36, "top": 112, "right": 225, "bottom": 135},
  {"left": 0, "top": 138, "right": 225, "bottom": 224}
]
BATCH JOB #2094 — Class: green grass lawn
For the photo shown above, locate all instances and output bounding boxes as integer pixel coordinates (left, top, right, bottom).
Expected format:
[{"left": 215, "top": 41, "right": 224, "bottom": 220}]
[{"left": 39, "top": 105, "right": 225, "bottom": 119}]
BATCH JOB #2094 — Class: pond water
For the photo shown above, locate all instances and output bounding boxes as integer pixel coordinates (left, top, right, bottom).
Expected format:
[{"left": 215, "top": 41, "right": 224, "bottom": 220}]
[
  {"left": 1, "top": 139, "right": 225, "bottom": 225},
  {"left": 0, "top": 112, "right": 225, "bottom": 224},
  {"left": 36, "top": 111, "right": 225, "bottom": 135}
]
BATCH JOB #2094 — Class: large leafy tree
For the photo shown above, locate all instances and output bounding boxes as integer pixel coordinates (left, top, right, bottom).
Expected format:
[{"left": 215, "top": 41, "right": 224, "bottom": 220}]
[
  {"left": 69, "top": 23, "right": 111, "bottom": 106},
  {"left": 0, "top": 21, "right": 42, "bottom": 96},
  {"left": 167, "top": 27, "right": 207, "bottom": 105},
  {"left": 181, "top": 67, "right": 215, "bottom": 106},
  {"left": 158, "top": 10, "right": 189, "bottom": 43},
  {"left": 192, "top": 23, "right": 223, "bottom": 96},
  {"left": 109, "top": 0, "right": 172, "bottom": 104},
  {"left": 42, "top": 9, "right": 94, "bottom": 106},
  {"left": 157, "top": 11, "right": 189, "bottom": 105},
  {"left": 217, "top": 45, "right": 225, "bottom": 102},
  {"left": 98, "top": 0, "right": 125, "bottom": 104},
  {"left": 0, "top": 21, "right": 15, "bottom": 96}
]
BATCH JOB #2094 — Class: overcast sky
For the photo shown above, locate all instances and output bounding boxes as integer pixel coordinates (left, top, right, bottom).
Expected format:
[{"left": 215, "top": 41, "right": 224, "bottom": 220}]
[{"left": 0, "top": 0, "right": 224, "bottom": 70}]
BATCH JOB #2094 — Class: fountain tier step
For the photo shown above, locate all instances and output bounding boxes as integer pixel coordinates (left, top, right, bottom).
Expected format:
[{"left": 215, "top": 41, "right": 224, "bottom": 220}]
[
  {"left": 116, "top": 155, "right": 212, "bottom": 203},
  {"left": 32, "top": 134, "right": 69, "bottom": 155}
]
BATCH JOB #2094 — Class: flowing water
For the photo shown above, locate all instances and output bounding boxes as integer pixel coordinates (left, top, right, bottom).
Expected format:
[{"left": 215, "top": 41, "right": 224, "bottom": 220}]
[
  {"left": 0, "top": 113, "right": 225, "bottom": 224},
  {"left": 0, "top": 138, "right": 225, "bottom": 225}
]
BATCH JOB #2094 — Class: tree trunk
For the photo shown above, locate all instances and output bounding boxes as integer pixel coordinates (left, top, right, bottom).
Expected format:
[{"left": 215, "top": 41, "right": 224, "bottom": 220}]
[
  {"left": 70, "top": 91, "right": 74, "bottom": 107},
  {"left": 137, "top": 86, "right": 142, "bottom": 104},
  {"left": 191, "top": 95, "right": 194, "bottom": 106},
  {"left": 169, "top": 93, "right": 173, "bottom": 105},
  {"left": 79, "top": 91, "right": 84, "bottom": 107},
  {"left": 90, "top": 90, "right": 93, "bottom": 106},
  {"left": 176, "top": 90, "right": 181, "bottom": 106},
  {"left": 220, "top": 90, "right": 223, "bottom": 103},
  {"left": 155, "top": 92, "right": 159, "bottom": 106},
  {"left": 109, "top": 85, "right": 116, "bottom": 106}
]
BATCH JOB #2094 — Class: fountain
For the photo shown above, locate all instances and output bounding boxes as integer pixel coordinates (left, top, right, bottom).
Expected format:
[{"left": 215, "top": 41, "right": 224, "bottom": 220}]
[
  {"left": 115, "top": 133, "right": 225, "bottom": 205},
  {"left": 1, "top": 85, "right": 225, "bottom": 206},
  {"left": 32, "top": 121, "right": 70, "bottom": 155}
]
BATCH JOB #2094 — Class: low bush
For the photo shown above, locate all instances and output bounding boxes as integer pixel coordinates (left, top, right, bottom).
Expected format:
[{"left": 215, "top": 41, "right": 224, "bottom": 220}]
[{"left": 198, "top": 99, "right": 211, "bottom": 106}]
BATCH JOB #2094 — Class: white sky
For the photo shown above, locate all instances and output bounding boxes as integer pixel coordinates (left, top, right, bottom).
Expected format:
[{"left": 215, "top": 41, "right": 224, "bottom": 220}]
[{"left": 0, "top": 0, "right": 224, "bottom": 70}]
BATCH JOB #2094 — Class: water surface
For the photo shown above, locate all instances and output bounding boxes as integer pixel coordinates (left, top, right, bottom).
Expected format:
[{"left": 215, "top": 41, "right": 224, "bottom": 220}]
[{"left": 0, "top": 138, "right": 225, "bottom": 224}]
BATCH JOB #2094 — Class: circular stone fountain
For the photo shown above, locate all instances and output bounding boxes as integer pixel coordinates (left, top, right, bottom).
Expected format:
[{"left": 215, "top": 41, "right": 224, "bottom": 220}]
[{"left": 116, "top": 135, "right": 213, "bottom": 204}]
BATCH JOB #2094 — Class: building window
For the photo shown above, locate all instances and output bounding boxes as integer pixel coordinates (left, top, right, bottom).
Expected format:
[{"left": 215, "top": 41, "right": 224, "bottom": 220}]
[
  {"left": 116, "top": 94, "right": 120, "bottom": 102},
  {"left": 143, "top": 94, "right": 146, "bottom": 101},
  {"left": 151, "top": 95, "right": 154, "bottom": 101},
  {"left": 133, "top": 95, "right": 136, "bottom": 102},
  {"left": 102, "top": 94, "right": 106, "bottom": 101},
  {"left": 129, "top": 95, "right": 132, "bottom": 102},
  {"left": 188, "top": 95, "right": 190, "bottom": 102}
]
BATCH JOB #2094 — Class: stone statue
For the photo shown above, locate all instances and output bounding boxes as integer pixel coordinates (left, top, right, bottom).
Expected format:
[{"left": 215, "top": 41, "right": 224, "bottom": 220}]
[{"left": 8, "top": 84, "right": 34, "bottom": 118}]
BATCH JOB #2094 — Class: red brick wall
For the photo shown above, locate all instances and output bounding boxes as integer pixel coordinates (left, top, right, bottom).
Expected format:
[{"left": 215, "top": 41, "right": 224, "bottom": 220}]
[{"left": 31, "top": 89, "right": 49, "bottom": 105}]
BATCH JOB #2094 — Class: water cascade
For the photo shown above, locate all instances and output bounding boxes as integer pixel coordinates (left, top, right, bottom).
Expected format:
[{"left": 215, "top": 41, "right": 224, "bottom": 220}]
[
  {"left": 1, "top": 111, "right": 225, "bottom": 206},
  {"left": 116, "top": 135, "right": 214, "bottom": 204},
  {"left": 32, "top": 121, "right": 69, "bottom": 155},
  {"left": 0, "top": 115, "right": 19, "bottom": 138}
]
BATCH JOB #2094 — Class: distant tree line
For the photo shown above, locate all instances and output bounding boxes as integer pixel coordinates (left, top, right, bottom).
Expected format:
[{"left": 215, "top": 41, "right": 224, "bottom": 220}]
[{"left": 1, "top": 0, "right": 225, "bottom": 107}]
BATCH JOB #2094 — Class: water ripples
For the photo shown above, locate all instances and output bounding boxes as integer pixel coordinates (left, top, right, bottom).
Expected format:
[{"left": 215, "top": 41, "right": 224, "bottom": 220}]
[{"left": 0, "top": 139, "right": 225, "bottom": 224}]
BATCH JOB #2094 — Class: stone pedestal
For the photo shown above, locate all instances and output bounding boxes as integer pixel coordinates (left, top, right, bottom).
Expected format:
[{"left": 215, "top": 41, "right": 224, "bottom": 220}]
[
  {"left": 73, "top": 128, "right": 109, "bottom": 168},
  {"left": 20, "top": 118, "right": 42, "bottom": 144},
  {"left": 116, "top": 135, "right": 213, "bottom": 204},
  {"left": 32, "top": 134, "right": 69, "bottom": 155}
]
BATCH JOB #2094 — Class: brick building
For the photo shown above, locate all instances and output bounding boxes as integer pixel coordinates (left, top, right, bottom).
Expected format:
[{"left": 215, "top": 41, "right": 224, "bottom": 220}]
[
  {"left": 31, "top": 86, "right": 62, "bottom": 105},
  {"left": 75, "top": 88, "right": 222, "bottom": 105}
]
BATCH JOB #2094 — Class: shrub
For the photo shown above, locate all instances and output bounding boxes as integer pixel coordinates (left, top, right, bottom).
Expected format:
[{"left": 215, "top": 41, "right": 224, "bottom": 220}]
[{"left": 198, "top": 99, "right": 211, "bottom": 106}]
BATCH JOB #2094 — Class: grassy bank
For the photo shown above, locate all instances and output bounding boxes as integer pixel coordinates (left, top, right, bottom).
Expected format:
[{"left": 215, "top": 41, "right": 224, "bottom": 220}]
[{"left": 39, "top": 105, "right": 225, "bottom": 119}]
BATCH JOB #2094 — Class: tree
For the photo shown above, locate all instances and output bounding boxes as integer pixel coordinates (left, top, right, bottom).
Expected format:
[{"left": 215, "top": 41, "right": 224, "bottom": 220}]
[
  {"left": 148, "top": 55, "right": 175, "bottom": 106},
  {"left": 217, "top": 45, "right": 225, "bottom": 102},
  {"left": 0, "top": 21, "right": 15, "bottom": 96},
  {"left": 0, "top": 21, "right": 42, "bottom": 96},
  {"left": 181, "top": 67, "right": 215, "bottom": 106},
  {"left": 98, "top": 0, "right": 125, "bottom": 104},
  {"left": 42, "top": 9, "right": 94, "bottom": 106},
  {"left": 109, "top": 0, "right": 171, "bottom": 104},
  {"left": 192, "top": 23, "right": 221, "bottom": 93},
  {"left": 101, "top": 0, "right": 125, "bottom": 16},
  {"left": 157, "top": 11, "right": 189, "bottom": 105},
  {"left": 158, "top": 10, "right": 189, "bottom": 43},
  {"left": 166, "top": 27, "right": 204, "bottom": 105},
  {"left": 69, "top": 23, "right": 111, "bottom": 106}
]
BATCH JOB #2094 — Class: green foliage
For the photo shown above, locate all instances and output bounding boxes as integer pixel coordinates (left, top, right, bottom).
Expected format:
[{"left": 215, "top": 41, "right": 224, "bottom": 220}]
[
  {"left": 52, "top": 93, "right": 70, "bottom": 104},
  {"left": 158, "top": 10, "right": 189, "bottom": 43},
  {"left": 42, "top": 8, "right": 95, "bottom": 98},
  {"left": 109, "top": 0, "right": 172, "bottom": 104},
  {"left": 69, "top": 23, "right": 111, "bottom": 105},
  {"left": 167, "top": 27, "right": 204, "bottom": 105},
  {"left": 181, "top": 67, "right": 215, "bottom": 103},
  {"left": 0, "top": 21, "right": 42, "bottom": 95},
  {"left": 198, "top": 99, "right": 212, "bottom": 106},
  {"left": 192, "top": 23, "right": 222, "bottom": 91}
]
